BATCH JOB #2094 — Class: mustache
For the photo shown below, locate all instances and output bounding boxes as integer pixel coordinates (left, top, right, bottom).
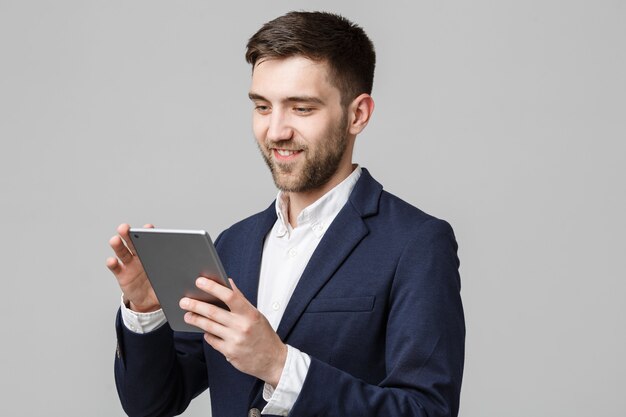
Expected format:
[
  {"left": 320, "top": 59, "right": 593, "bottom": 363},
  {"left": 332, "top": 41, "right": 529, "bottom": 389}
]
[{"left": 265, "top": 139, "right": 307, "bottom": 151}]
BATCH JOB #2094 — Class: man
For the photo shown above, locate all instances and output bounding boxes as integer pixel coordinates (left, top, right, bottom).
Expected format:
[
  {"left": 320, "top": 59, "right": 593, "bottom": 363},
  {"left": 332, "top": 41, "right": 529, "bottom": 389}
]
[{"left": 108, "top": 11, "right": 465, "bottom": 417}]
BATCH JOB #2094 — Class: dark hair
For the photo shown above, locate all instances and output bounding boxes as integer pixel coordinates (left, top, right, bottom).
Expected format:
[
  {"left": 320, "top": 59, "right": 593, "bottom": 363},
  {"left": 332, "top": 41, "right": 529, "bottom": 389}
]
[{"left": 246, "top": 11, "right": 376, "bottom": 106}]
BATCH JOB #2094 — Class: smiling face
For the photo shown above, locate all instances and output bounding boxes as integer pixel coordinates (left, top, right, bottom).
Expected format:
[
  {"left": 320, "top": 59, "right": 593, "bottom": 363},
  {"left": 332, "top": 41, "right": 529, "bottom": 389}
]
[{"left": 249, "top": 56, "right": 354, "bottom": 194}]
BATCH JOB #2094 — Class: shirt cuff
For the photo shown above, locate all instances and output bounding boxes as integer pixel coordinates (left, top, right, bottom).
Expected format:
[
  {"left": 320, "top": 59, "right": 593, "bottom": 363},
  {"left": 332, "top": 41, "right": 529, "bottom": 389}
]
[
  {"left": 120, "top": 294, "right": 167, "bottom": 334},
  {"left": 261, "top": 345, "right": 311, "bottom": 416}
]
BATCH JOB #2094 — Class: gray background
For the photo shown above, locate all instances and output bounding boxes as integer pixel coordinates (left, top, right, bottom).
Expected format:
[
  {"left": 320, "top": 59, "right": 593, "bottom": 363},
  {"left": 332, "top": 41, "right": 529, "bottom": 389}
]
[{"left": 1, "top": 1, "right": 624, "bottom": 416}]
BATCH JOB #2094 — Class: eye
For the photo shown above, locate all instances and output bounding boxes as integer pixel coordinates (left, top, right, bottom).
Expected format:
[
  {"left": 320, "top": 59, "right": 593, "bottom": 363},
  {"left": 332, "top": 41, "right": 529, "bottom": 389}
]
[
  {"left": 254, "top": 105, "right": 271, "bottom": 115},
  {"left": 294, "top": 107, "right": 313, "bottom": 115}
]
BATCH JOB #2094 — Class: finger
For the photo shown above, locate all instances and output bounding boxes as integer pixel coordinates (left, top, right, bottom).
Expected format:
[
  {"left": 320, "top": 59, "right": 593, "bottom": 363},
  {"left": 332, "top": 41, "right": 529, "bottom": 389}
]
[
  {"left": 225, "top": 278, "right": 253, "bottom": 311},
  {"left": 196, "top": 277, "right": 248, "bottom": 312},
  {"left": 117, "top": 223, "right": 137, "bottom": 256},
  {"left": 183, "top": 311, "right": 230, "bottom": 339},
  {"left": 229, "top": 278, "right": 242, "bottom": 295},
  {"left": 109, "top": 234, "right": 134, "bottom": 265},
  {"left": 180, "top": 297, "right": 233, "bottom": 327},
  {"left": 106, "top": 256, "right": 123, "bottom": 275},
  {"left": 143, "top": 224, "right": 154, "bottom": 229},
  {"left": 203, "top": 332, "right": 226, "bottom": 355}
]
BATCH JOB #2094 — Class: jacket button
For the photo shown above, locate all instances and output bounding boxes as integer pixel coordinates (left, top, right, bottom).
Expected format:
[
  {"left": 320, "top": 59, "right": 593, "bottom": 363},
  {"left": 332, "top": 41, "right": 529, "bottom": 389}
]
[{"left": 248, "top": 408, "right": 261, "bottom": 417}]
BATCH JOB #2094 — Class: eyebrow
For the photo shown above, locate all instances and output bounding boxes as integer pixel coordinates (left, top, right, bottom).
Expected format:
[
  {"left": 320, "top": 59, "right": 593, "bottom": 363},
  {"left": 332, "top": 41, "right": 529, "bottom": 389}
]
[{"left": 248, "top": 93, "right": 325, "bottom": 105}]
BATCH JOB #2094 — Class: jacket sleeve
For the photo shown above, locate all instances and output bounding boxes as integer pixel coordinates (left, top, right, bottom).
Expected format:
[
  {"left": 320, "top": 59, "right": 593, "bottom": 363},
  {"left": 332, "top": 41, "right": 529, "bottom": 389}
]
[
  {"left": 289, "top": 219, "right": 465, "bottom": 417},
  {"left": 114, "top": 313, "right": 208, "bottom": 417}
]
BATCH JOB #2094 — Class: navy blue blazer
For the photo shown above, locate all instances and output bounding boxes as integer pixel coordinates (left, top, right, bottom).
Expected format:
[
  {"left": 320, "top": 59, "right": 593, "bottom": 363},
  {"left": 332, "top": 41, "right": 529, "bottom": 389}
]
[{"left": 114, "top": 169, "right": 465, "bottom": 417}]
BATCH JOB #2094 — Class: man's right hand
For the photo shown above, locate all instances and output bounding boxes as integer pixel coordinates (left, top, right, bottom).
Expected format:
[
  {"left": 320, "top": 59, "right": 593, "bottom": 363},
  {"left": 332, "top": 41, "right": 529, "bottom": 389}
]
[{"left": 106, "top": 223, "right": 160, "bottom": 313}]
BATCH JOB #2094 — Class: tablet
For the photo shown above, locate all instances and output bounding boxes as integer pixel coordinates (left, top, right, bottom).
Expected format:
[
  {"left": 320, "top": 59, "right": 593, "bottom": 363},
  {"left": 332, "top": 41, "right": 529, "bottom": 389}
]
[{"left": 129, "top": 228, "right": 230, "bottom": 333}]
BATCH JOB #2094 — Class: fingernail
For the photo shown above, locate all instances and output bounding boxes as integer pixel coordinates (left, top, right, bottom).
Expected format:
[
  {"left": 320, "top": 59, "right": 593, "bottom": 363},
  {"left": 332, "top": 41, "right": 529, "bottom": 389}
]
[
  {"left": 180, "top": 298, "right": 189, "bottom": 308},
  {"left": 197, "top": 277, "right": 208, "bottom": 287},
  {"left": 184, "top": 312, "right": 192, "bottom": 322}
]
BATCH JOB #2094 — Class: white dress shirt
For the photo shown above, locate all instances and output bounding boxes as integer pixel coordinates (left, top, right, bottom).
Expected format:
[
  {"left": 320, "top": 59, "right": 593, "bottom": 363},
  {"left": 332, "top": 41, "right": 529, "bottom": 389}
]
[{"left": 121, "top": 166, "right": 362, "bottom": 416}]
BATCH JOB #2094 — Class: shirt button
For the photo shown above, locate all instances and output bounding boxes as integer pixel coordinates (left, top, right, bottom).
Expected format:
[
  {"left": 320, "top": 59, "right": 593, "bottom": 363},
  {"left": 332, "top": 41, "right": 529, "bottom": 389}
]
[
  {"left": 248, "top": 408, "right": 261, "bottom": 417},
  {"left": 272, "top": 302, "right": 280, "bottom": 311},
  {"left": 288, "top": 248, "right": 297, "bottom": 257}
]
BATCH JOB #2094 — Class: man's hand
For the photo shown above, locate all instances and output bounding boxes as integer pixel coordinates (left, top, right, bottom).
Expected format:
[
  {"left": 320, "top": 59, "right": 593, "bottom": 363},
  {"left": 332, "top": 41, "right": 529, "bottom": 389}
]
[
  {"left": 180, "top": 278, "right": 288, "bottom": 387},
  {"left": 106, "top": 223, "right": 160, "bottom": 313}
]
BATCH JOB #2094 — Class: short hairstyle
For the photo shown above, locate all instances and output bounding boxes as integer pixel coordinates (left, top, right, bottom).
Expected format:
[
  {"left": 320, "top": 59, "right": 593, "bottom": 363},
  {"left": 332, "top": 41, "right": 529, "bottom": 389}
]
[{"left": 245, "top": 11, "right": 376, "bottom": 106}]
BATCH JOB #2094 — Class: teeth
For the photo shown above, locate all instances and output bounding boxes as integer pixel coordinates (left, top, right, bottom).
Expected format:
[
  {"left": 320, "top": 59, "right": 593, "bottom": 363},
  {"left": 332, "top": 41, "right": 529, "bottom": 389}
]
[{"left": 276, "top": 149, "right": 297, "bottom": 156}]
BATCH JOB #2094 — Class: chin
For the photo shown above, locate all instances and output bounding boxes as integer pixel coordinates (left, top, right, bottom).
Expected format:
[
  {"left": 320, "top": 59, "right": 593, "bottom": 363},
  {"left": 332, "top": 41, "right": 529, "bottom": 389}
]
[{"left": 273, "top": 176, "right": 301, "bottom": 192}]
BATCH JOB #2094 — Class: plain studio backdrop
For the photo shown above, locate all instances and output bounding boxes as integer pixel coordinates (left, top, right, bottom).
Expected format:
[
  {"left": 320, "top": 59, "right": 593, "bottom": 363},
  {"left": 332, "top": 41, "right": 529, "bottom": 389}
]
[{"left": 1, "top": 1, "right": 624, "bottom": 416}]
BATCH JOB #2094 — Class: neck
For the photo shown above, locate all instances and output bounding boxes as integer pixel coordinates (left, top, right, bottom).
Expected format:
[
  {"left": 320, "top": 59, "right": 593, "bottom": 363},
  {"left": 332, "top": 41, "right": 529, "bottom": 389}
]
[{"left": 285, "top": 163, "right": 355, "bottom": 228}]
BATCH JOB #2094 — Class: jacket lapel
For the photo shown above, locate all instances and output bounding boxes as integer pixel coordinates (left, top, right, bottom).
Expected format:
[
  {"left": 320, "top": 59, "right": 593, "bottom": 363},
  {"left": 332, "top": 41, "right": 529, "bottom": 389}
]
[
  {"left": 276, "top": 169, "right": 382, "bottom": 341},
  {"left": 236, "top": 203, "right": 277, "bottom": 308}
]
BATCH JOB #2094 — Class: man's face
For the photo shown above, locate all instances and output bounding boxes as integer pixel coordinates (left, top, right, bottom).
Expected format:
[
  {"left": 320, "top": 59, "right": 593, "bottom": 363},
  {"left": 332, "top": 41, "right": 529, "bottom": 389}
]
[{"left": 249, "top": 56, "right": 351, "bottom": 193}]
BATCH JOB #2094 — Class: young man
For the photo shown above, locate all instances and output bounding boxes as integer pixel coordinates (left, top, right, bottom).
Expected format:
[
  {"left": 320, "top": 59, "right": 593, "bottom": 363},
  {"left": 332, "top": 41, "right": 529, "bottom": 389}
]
[{"left": 108, "top": 11, "right": 465, "bottom": 417}]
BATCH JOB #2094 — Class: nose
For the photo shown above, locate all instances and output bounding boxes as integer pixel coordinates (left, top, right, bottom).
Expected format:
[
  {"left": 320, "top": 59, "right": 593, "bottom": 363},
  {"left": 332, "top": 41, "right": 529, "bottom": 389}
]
[{"left": 266, "top": 110, "right": 293, "bottom": 142}]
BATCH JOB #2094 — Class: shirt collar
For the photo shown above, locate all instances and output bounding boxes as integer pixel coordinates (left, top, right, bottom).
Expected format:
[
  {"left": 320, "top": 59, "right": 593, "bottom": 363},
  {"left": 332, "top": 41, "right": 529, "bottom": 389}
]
[{"left": 274, "top": 165, "right": 362, "bottom": 238}]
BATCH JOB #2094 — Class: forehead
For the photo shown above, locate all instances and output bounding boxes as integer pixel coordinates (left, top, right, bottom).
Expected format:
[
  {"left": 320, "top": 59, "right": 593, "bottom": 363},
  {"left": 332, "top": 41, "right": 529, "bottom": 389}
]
[{"left": 250, "top": 56, "right": 340, "bottom": 103}]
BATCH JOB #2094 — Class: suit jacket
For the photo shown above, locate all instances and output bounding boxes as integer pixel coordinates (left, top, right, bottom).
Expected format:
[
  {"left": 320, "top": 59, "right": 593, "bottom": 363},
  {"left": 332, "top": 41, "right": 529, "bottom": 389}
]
[{"left": 114, "top": 168, "right": 465, "bottom": 417}]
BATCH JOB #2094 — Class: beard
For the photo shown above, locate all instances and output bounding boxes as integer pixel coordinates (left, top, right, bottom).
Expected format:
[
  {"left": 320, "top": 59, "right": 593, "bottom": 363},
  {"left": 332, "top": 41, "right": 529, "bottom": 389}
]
[{"left": 258, "top": 114, "right": 349, "bottom": 193}]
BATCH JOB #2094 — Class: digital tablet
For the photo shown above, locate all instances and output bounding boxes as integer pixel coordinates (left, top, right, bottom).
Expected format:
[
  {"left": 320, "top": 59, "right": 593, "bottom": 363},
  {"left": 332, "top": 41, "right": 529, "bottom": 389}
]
[{"left": 129, "top": 228, "right": 230, "bottom": 333}]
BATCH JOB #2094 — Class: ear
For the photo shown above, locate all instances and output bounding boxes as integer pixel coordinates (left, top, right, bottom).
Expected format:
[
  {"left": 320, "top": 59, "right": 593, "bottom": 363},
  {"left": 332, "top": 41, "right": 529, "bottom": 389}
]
[{"left": 348, "top": 94, "right": 375, "bottom": 135}]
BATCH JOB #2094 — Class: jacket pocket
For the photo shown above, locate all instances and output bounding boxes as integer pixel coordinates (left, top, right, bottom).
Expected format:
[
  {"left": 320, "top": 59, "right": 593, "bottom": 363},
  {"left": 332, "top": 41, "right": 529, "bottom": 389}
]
[{"left": 305, "top": 295, "right": 375, "bottom": 313}]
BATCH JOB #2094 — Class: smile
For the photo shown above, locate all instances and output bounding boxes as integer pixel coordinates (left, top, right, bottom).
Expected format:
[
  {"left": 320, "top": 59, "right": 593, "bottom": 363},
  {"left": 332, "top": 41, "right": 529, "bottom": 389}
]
[
  {"left": 276, "top": 149, "right": 299, "bottom": 156},
  {"left": 272, "top": 148, "right": 303, "bottom": 160}
]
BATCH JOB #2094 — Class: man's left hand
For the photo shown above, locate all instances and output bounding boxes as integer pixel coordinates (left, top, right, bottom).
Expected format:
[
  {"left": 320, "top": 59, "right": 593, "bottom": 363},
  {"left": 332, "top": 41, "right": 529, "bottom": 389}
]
[{"left": 180, "top": 277, "right": 287, "bottom": 387}]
